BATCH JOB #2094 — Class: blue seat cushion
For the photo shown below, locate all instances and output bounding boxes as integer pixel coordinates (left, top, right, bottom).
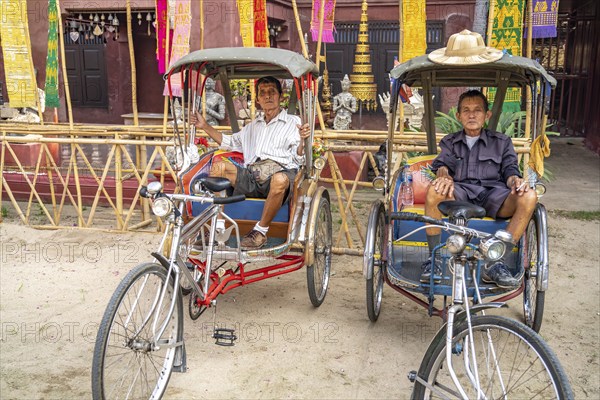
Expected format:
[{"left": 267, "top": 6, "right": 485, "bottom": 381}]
[{"left": 191, "top": 198, "right": 289, "bottom": 223}]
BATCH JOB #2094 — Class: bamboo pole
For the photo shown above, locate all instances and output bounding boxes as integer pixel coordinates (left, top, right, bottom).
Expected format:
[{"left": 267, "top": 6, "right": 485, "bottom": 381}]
[
  {"left": 487, "top": 0, "right": 496, "bottom": 44},
  {"left": 1, "top": 176, "right": 28, "bottom": 224},
  {"left": 43, "top": 145, "right": 58, "bottom": 223},
  {"left": 25, "top": 146, "right": 47, "bottom": 222},
  {"left": 126, "top": 0, "right": 139, "bottom": 126},
  {"left": 5, "top": 143, "right": 55, "bottom": 224},
  {"left": 163, "top": 9, "right": 171, "bottom": 133},
  {"left": 0, "top": 139, "right": 5, "bottom": 223},
  {"left": 200, "top": 0, "right": 205, "bottom": 49},
  {"left": 314, "top": 0, "right": 327, "bottom": 70},
  {"left": 56, "top": 0, "right": 73, "bottom": 127},
  {"left": 326, "top": 151, "right": 353, "bottom": 247},
  {"left": 335, "top": 152, "right": 368, "bottom": 245},
  {"left": 291, "top": 0, "right": 309, "bottom": 58}
]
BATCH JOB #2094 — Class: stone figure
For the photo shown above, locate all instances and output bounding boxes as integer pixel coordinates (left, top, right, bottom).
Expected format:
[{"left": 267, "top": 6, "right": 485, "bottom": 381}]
[
  {"left": 198, "top": 77, "right": 226, "bottom": 126},
  {"left": 333, "top": 75, "right": 357, "bottom": 130},
  {"left": 378, "top": 90, "right": 425, "bottom": 131}
]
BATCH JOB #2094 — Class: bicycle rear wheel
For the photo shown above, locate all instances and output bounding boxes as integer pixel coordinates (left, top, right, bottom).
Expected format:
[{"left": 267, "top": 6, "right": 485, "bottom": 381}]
[
  {"left": 412, "top": 315, "right": 572, "bottom": 399},
  {"left": 92, "top": 262, "right": 184, "bottom": 399}
]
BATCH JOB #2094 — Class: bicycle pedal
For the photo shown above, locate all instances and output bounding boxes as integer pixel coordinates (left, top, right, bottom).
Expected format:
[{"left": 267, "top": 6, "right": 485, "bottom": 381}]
[
  {"left": 452, "top": 342, "right": 463, "bottom": 355},
  {"left": 407, "top": 370, "right": 417, "bottom": 383},
  {"left": 213, "top": 328, "right": 237, "bottom": 346}
]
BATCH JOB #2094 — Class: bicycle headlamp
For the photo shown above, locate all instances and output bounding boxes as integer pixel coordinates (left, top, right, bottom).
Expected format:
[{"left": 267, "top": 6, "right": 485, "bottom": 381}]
[
  {"left": 372, "top": 176, "right": 385, "bottom": 191},
  {"left": 446, "top": 234, "right": 466, "bottom": 254},
  {"left": 313, "top": 156, "right": 326, "bottom": 170},
  {"left": 479, "top": 237, "right": 506, "bottom": 261},
  {"left": 151, "top": 196, "right": 173, "bottom": 217}
]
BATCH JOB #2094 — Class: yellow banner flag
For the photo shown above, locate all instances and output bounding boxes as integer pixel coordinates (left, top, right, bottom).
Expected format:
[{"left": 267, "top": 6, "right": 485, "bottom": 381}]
[
  {"left": 401, "top": 0, "right": 427, "bottom": 62},
  {"left": 0, "top": 0, "right": 38, "bottom": 107},
  {"left": 237, "top": 0, "right": 254, "bottom": 47}
]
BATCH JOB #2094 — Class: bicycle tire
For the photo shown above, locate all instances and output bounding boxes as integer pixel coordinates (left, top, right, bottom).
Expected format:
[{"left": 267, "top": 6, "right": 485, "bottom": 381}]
[
  {"left": 522, "top": 209, "right": 546, "bottom": 332},
  {"left": 412, "top": 314, "right": 572, "bottom": 399},
  {"left": 307, "top": 197, "right": 332, "bottom": 307},
  {"left": 92, "top": 262, "right": 184, "bottom": 399},
  {"left": 365, "top": 201, "right": 385, "bottom": 322}
]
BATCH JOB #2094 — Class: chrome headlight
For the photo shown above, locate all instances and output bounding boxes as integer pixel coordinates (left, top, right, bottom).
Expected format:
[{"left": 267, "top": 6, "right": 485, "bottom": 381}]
[
  {"left": 534, "top": 182, "right": 546, "bottom": 197},
  {"left": 313, "top": 156, "right": 326, "bottom": 170},
  {"left": 479, "top": 236, "right": 506, "bottom": 261},
  {"left": 151, "top": 196, "right": 173, "bottom": 217},
  {"left": 147, "top": 181, "right": 163, "bottom": 196},
  {"left": 372, "top": 176, "right": 385, "bottom": 191},
  {"left": 446, "top": 234, "right": 466, "bottom": 254}
]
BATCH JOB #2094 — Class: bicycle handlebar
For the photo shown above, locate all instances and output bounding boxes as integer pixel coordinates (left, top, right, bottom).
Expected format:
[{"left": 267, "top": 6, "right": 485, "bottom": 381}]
[
  {"left": 391, "top": 211, "right": 490, "bottom": 239},
  {"left": 139, "top": 186, "right": 246, "bottom": 205},
  {"left": 213, "top": 194, "right": 246, "bottom": 204}
]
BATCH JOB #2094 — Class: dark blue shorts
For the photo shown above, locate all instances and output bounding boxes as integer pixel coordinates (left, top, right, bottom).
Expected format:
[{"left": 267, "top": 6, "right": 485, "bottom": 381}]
[
  {"left": 452, "top": 184, "right": 510, "bottom": 219},
  {"left": 233, "top": 165, "right": 297, "bottom": 204}
]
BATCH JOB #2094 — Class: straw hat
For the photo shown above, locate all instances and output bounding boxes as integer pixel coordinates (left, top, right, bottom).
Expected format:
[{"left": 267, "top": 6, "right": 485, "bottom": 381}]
[{"left": 428, "top": 30, "right": 503, "bottom": 65}]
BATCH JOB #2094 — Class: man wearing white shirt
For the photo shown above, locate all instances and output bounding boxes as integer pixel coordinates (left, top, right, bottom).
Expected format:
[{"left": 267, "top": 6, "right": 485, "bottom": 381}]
[{"left": 191, "top": 76, "right": 311, "bottom": 249}]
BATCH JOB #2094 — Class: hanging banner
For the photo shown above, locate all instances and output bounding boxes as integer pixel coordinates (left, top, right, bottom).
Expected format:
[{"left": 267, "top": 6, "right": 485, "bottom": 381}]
[
  {"left": 163, "top": 0, "right": 191, "bottom": 97},
  {"left": 524, "top": 0, "right": 559, "bottom": 38},
  {"left": 0, "top": 0, "right": 38, "bottom": 107},
  {"left": 401, "top": 0, "right": 427, "bottom": 61},
  {"left": 253, "top": 0, "right": 268, "bottom": 47},
  {"left": 44, "top": 0, "right": 59, "bottom": 108},
  {"left": 156, "top": 0, "right": 168, "bottom": 74},
  {"left": 490, "top": 0, "right": 526, "bottom": 113},
  {"left": 237, "top": 0, "right": 254, "bottom": 47},
  {"left": 310, "top": 0, "right": 336, "bottom": 43}
]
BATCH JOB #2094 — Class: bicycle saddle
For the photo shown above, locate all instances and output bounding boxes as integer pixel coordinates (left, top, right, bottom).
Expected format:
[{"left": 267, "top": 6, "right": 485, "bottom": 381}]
[
  {"left": 438, "top": 201, "right": 486, "bottom": 220},
  {"left": 194, "top": 176, "right": 233, "bottom": 193}
]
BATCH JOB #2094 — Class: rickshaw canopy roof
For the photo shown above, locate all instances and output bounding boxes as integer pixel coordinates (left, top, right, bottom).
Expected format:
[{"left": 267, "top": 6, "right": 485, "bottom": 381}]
[
  {"left": 390, "top": 54, "right": 557, "bottom": 88},
  {"left": 167, "top": 47, "right": 319, "bottom": 79}
]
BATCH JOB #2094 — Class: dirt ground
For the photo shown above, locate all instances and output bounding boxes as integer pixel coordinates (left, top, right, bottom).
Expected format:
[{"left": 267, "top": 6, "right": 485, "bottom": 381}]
[{"left": 0, "top": 137, "right": 598, "bottom": 399}]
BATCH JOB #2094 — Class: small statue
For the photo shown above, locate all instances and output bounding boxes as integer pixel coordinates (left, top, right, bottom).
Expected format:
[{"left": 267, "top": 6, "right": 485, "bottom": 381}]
[
  {"left": 333, "top": 75, "right": 357, "bottom": 130},
  {"left": 198, "top": 77, "right": 226, "bottom": 126}
]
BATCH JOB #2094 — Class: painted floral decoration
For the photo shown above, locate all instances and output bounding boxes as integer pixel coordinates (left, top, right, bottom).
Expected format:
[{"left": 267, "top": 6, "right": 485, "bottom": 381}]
[{"left": 195, "top": 136, "right": 210, "bottom": 155}]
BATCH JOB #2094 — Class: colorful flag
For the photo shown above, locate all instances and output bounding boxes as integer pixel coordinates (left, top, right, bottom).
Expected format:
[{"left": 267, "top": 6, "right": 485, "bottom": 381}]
[
  {"left": 0, "top": 0, "right": 38, "bottom": 108},
  {"left": 524, "top": 0, "right": 559, "bottom": 38},
  {"left": 310, "top": 0, "right": 336, "bottom": 43},
  {"left": 156, "top": 0, "right": 168, "bottom": 74},
  {"left": 253, "top": 0, "right": 268, "bottom": 47},
  {"left": 490, "top": 0, "right": 526, "bottom": 113},
  {"left": 44, "top": 0, "right": 59, "bottom": 108},
  {"left": 401, "top": 0, "right": 427, "bottom": 62},
  {"left": 237, "top": 0, "right": 254, "bottom": 47},
  {"left": 163, "top": 0, "right": 191, "bottom": 97}
]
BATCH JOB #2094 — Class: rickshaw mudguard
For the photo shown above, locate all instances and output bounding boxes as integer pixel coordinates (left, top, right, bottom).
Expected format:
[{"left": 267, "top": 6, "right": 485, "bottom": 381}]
[
  {"left": 363, "top": 199, "right": 386, "bottom": 279},
  {"left": 533, "top": 203, "right": 549, "bottom": 291},
  {"left": 304, "top": 185, "right": 330, "bottom": 266}
]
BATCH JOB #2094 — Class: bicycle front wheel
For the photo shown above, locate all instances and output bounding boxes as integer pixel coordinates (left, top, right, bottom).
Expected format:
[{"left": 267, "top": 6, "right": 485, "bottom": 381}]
[
  {"left": 92, "top": 262, "right": 184, "bottom": 399},
  {"left": 412, "top": 315, "right": 572, "bottom": 399}
]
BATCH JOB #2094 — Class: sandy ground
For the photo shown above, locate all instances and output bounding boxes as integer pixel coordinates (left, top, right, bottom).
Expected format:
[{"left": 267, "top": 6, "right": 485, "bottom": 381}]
[{"left": 0, "top": 137, "right": 599, "bottom": 399}]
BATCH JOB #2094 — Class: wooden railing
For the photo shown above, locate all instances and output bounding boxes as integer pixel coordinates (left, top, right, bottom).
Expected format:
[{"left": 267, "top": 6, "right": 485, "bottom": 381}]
[{"left": 0, "top": 122, "right": 531, "bottom": 254}]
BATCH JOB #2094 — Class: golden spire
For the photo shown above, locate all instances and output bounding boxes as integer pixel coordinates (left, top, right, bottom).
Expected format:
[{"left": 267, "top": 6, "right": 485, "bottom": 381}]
[{"left": 349, "top": 0, "right": 377, "bottom": 110}]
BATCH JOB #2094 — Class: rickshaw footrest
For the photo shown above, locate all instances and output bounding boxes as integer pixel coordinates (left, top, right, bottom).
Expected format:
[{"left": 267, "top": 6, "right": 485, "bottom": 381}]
[{"left": 213, "top": 328, "right": 237, "bottom": 346}]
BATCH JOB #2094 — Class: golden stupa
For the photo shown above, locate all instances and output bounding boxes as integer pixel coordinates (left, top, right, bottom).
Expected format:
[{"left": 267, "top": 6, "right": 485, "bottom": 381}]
[{"left": 349, "top": 0, "right": 377, "bottom": 110}]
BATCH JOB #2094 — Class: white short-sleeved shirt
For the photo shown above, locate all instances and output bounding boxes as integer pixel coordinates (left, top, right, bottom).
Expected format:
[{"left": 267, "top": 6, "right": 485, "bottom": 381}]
[{"left": 220, "top": 109, "right": 304, "bottom": 169}]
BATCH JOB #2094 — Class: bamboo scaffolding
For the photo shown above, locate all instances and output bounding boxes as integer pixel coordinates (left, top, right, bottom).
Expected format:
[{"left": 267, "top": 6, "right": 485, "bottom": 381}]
[{"left": 326, "top": 151, "right": 353, "bottom": 248}]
